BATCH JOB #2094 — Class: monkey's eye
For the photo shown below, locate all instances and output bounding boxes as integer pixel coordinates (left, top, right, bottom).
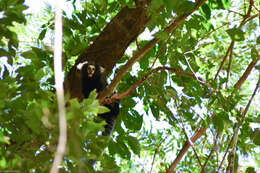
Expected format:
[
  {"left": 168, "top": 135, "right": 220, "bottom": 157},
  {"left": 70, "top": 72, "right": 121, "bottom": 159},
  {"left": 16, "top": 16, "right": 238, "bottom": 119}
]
[
  {"left": 88, "top": 66, "right": 95, "bottom": 72},
  {"left": 87, "top": 65, "right": 96, "bottom": 77}
]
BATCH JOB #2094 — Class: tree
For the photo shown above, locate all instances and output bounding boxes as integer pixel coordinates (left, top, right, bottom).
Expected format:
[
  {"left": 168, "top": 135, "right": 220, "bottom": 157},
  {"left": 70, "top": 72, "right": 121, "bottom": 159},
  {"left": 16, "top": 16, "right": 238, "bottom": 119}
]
[{"left": 0, "top": 0, "right": 259, "bottom": 172}]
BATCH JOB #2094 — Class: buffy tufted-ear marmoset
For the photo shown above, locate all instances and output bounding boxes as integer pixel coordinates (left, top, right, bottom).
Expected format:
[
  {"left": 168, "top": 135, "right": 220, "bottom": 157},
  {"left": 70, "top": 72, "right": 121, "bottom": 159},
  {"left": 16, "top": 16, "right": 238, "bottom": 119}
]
[{"left": 77, "top": 61, "right": 119, "bottom": 136}]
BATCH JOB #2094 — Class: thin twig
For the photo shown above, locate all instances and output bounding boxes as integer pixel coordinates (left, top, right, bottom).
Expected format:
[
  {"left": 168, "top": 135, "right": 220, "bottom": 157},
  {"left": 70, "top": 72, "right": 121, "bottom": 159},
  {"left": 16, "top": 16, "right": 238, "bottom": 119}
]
[
  {"left": 241, "top": 73, "right": 260, "bottom": 120},
  {"left": 228, "top": 10, "right": 244, "bottom": 16},
  {"left": 50, "top": 2, "right": 67, "bottom": 173},
  {"left": 184, "top": 55, "right": 205, "bottom": 84},
  {"left": 197, "top": 22, "right": 230, "bottom": 42},
  {"left": 151, "top": 32, "right": 173, "bottom": 68},
  {"left": 217, "top": 135, "right": 233, "bottom": 172},
  {"left": 217, "top": 135, "right": 234, "bottom": 172},
  {"left": 214, "top": 41, "right": 235, "bottom": 81},
  {"left": 226, "top": 46, "right": 233, "bottom": 88},
  {"left": 214, "top": 0, "right": 256, "bottom": 82},
  {"left": 150, "top": 136, "right": 168, "bottom": 173},
  {"left": 253, "top": 3, "right": 259, "bottom": 11},
  {"left": 106, "top": 66, "right": 209, "bottom": 103},
  {"left": 166, "top": 102, "right": 204, "bottom": 169},
  {"left": 227, "top": 73, "right": 259, "bottom": 173},
  {"left": 201, "top": 133, "right": 220, "bottom": 173},
  {"left": 179, "top": 115, "right": 203, "bottom": 168}
]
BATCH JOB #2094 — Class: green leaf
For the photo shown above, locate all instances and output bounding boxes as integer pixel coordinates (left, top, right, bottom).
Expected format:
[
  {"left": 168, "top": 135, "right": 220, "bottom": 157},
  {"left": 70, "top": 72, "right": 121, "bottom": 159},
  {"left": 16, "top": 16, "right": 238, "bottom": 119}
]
[
  {"left": 177, "top": 1, "right": 195, "bottom": 15},
  {"left": 150, "top": 0, "right": 163, "bottom": 12},
  {"left": 226, "top": 28, "right": 245, "bottom": 41},
  {"left": 257, "top": 36, "right": 260, "bottom": 44},
  {"left": 108, "top": 140, "right": 117, "bottom": 155},
  {"left": 98, "top": 105, "right": 110, "bottom": 114},
  {"left": 163, "top": 0, "right": 180, "bottom": 11},
  {"left": 85, "top": 100, "right": 100, "bottom": 114},
  {"left": 127, "top": 135, "right": 140, "bottom": 156},
  {"left": 117, "top": 138, "right": 131, "bottom": 160},
  {"left": 251, "top": 129, "right": 260, "bottom": 146},
  {"left": 38, "top": 29, "right": 47, "bottom": 40},
  {"left": 212, "top": 115, "right": 224, "bottom": 132},
  {"left": 246, "top": 167, "right": 256, "bottom": 173},
  {"left": 85, "top": 120, "right": 105, "bottom": 134},
  {"left": 251, "top": 47, "right": 258, "bottom": 61},
  {"left": 122, "top": 109, "right": 143, "bottom": 131},
  {"left": 109, "top": 138, "right": 131, "bottom": 160},
  {"left": 201, "top": 4, "right": 211, "bottom": 19},
  {"left": 139, "top": 56, "right": 149, "bottom": 69},
  {"left": 221, "top": 0, "right": 231, "bottom": 9},
  {"left": 88, "top": 89, "right": 98, "bottom": 100},
  {"left": 25, "top": 115, "right": 42, "bottom": 135},
  {"left": 159, "top": 46, "right": 167, "bottom": 65},
  {"left": 121, "top": 97, "right": 136, "bottom": 108},
  {"left": 165, "top": 86, "right": 178, "bottom": 100},
  {"left": 154, "top": 31, "right": 169, "bottom": 41},
  {"left": 150, "top": 104, "right": 160, "bottom": 120},
  {"left": 0, "top": 48, "right": 10, "bottom": 57},
  {"left": 0, "top": 132, "right": 9, "bottom": 144},
  {"left": 0, "top": 158, "right": 6, "bottom": 168},
  {"left": 6, "top": 30, "right": 19, "bottom": 48}
]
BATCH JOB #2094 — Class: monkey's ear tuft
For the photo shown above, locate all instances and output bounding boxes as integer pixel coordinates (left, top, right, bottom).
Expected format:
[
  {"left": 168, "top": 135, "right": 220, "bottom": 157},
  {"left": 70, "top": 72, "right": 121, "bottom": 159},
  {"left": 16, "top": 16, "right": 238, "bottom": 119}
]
[
  {"left": 77, "top": 61, "right": 88, "bottom": 70},
  {"left": 99, "top": 66, "right": 105, "bottom": 73}
]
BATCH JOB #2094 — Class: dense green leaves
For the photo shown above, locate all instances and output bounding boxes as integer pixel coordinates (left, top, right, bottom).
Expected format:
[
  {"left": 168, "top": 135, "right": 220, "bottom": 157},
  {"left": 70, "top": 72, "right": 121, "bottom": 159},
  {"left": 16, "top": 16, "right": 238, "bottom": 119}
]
[
  {"left": 226, "top": 27, "right": 245, "bottom": 41},
  {"left": 1, "top": 0, "right": 259, "bottom": 172},
  {"left": 251, "top": 128, "right": 260, "bottom": 146},
  {"left": 0, "top": 0, "right": 27, "bottom": 62},
  {"left": 201, "top": 4, "right": 211, "bottom": 19}
]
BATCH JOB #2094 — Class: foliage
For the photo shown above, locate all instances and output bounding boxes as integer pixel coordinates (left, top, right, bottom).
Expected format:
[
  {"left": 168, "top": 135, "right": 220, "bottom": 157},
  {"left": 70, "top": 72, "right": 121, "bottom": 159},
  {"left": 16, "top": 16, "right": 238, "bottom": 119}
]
[
  {"left": 0, "top": 0, "right": 28, "bottom": 64},
  {"left": 0, "top": 0, "right": 259, "bottom": 172}
]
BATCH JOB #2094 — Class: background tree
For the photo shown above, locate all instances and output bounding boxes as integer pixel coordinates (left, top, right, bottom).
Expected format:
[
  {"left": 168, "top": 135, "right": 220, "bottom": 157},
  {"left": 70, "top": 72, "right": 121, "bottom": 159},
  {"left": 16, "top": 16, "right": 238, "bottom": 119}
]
[{"left": 0, "top": 0, "right": 259, "bottom": 172}]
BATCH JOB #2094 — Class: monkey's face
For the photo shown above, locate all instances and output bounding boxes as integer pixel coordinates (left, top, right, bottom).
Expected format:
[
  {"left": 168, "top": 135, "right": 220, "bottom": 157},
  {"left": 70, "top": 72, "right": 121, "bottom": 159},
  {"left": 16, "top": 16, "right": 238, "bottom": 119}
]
[
  {"left": 77, "top": 61, "right": 105, "bottom": 79},
  {"left": 87, "top": 65, "right": 96, "bottom": 78}
]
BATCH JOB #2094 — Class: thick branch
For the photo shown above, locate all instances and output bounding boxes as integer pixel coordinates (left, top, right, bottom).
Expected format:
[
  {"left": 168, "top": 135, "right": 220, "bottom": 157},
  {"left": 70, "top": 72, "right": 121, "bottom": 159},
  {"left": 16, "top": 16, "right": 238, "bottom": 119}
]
[
  {"left": 234, "top": 60, "right": 259, "bottom": 89},
  {"left": 99, "top": 0, "right": 207, "bottom": 102},
  {"left": 64, "top": 5, "right": 150, "bottom": 99},
  {"left": 166, "top": 127, "right": 207, "bottom": 173}
]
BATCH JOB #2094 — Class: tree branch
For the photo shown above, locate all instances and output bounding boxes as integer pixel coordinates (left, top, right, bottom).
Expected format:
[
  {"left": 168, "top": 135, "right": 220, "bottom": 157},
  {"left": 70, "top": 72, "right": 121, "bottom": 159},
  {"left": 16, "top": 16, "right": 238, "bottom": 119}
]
[
  {"left": 214, "top": 0, "right": 256, "bottom": 82},
  {"left": 234, "top": 60, "right": 259, "bottom": 89},
  {"left": 51, "top": 2, "right": 67, "bottom": 173},
  {"left": 98, "top": 0, "right": 207, "bottom": 102},
  {"left": 227, "top": 71, "right": 260, "bottom": 172},
  {"left": 150, "top": 136, "right": 168, "bottom": 173},
  {"left": 226, "top": 45, "right": 233, "bottom": 88},
  {"left": 218, "top": 135, "right": 234, "bottom": 172},
  {"left": 106, "top": 66, "right": 209, "bottom": 103},
  {"left": 166, "top": 56, "right": 259, "bottom": 172},
  {"left": 214, "top": 41, "right": 235, "bottom": 81},
  {"left": 201, "top": 133, "right": 220, "bottom": 173}
]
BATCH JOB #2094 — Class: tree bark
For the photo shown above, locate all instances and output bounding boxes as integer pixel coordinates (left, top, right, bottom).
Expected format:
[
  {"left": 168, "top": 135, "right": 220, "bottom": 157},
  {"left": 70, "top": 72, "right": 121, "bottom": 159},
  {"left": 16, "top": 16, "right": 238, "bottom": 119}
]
[{"left": 64, "top": 5, "right": 150, "bottom": 99}]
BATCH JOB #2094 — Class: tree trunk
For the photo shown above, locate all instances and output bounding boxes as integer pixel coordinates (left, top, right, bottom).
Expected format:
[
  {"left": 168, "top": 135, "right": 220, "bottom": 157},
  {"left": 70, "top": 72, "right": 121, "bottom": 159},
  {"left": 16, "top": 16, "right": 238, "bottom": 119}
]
[{"left": 64, "top": 5, "right": 150, "bottom": 99}]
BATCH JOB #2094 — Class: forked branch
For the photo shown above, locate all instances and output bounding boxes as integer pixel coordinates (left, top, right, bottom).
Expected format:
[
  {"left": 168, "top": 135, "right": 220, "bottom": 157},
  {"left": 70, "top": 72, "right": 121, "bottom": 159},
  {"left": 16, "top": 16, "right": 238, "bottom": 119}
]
[{"left": 98, "top": 0, "right": 207, "bottom": 102}]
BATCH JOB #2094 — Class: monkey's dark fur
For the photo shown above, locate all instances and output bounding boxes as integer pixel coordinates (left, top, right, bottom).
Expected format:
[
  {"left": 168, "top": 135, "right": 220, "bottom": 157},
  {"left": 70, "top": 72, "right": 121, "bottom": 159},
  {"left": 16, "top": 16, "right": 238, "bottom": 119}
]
[{"left": 80, "top": 62, "right": 119, "bottom": 136}]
